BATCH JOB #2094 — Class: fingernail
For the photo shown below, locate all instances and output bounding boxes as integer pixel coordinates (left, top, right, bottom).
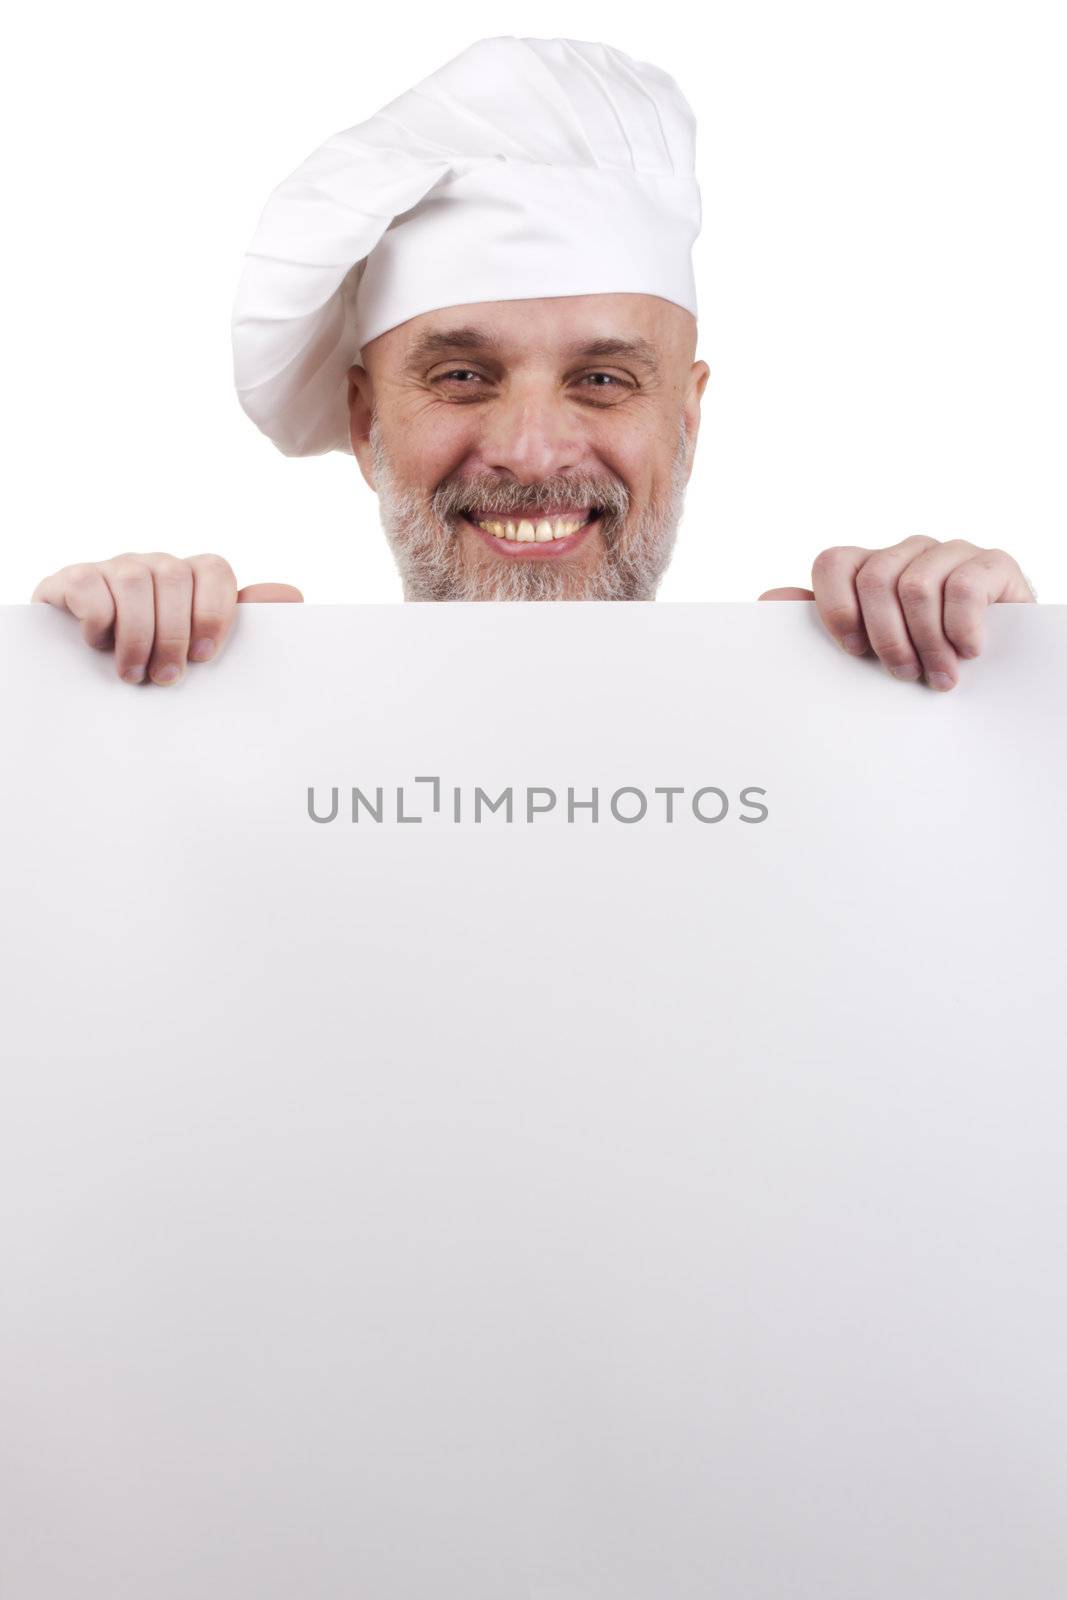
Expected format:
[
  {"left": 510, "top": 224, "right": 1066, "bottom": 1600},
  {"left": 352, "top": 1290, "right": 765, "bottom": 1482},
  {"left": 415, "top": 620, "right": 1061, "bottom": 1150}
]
[
  {"left": 190, "top": 638, "right": 215, "bottom": 662},
  {"left": 889, "top": 664, "right": 921, "bottom": 681},
  {"left": 927, "top": 671, "right": 954, "bottom": 691},
  {"left": 152, "top": 664, "right": 182, "bottom": 685},
  {"left": 122, "top": 665, "right": 146, "bottom": 684},
  {"left": 842, "top": 633, "right": 866, "bottom": 654}
]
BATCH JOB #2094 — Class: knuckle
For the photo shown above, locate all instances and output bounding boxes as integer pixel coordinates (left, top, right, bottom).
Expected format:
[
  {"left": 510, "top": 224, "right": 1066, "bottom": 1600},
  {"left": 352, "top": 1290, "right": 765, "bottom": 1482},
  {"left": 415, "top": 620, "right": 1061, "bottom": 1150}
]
[
  {"left": 191, "top": 608, "right": 231, "bottom": 635},
  {"left": 882, "top": 646, "right": 919, "bottom": 669},
  {"left": 898, "top": 574, "right": 935, "bottom": 605},
  {"left": 109, "top": 558, "right": 150, "bottom": 586},
  {"left": 152, "top": 555, "right": 191, "bottom": 585},
  {"left": 107, "top": 551, "right": 156, "bottom": 567},
  {"left": 920, "top": 650, "right": 957, "bottom": 672},
  {"left": 855, "top": 565, "right": 893, "bottom": 600},
  {"left": 191, "top": 552, "right": 236, "bottom": 579},
  {"left": 944, "top": 572, "right": 982, "bottom": 603},
  {"left": 65, "top": 564, "right": 102, "bottom": 593},
  {"left": 115, "top": 636, "right": 155, "bottom": 660},
  {"left": 865, "top": 628, "right": 907, "bottom": 658},
  {"left": 811, "top": 546, "right": 845, "bottom": 575}
]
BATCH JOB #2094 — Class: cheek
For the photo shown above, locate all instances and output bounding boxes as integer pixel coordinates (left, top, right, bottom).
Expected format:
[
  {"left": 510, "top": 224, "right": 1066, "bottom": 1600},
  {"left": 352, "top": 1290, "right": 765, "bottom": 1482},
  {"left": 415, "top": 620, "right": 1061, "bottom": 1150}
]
[
  {"left": 593, "top": 412, "right": 672, "bottom": 492},
  {"left": 390, "top": 411, "right": 479, "bottom": 491}
]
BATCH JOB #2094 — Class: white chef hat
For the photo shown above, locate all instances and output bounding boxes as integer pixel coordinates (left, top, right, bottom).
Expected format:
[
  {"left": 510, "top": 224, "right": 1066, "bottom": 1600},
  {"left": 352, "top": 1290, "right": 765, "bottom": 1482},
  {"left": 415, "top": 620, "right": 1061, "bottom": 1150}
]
[{"left": 230, "top": 35, "right": 702, "bottom": 458}]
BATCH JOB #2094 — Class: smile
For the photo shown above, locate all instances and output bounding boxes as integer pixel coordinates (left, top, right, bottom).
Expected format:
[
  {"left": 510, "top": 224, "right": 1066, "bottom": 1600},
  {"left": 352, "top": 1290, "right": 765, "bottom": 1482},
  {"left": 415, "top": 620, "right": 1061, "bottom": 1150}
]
[{"left": 462, "top": 508, "right": 602, "bottom": 559}]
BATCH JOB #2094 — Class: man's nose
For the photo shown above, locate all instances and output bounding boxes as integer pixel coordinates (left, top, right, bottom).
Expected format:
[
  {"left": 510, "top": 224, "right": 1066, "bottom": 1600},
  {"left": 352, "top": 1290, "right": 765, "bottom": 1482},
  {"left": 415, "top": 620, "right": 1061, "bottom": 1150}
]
[{"left": 475, "top": 382, "right": 587, "bottom": 484}]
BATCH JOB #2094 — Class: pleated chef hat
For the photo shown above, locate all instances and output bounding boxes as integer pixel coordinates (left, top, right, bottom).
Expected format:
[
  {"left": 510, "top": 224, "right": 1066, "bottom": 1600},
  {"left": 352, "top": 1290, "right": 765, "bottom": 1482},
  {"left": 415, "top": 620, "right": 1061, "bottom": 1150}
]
[{"left": 230, "top": 35, "right": 702, "bottom": 458}]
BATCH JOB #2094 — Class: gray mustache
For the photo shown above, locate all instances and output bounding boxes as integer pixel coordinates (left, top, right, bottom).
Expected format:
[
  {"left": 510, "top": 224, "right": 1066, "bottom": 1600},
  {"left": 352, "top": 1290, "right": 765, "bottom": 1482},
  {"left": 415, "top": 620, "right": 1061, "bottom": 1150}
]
[{"left": 433, "top": 480, "right": 629, "bottom": 519}]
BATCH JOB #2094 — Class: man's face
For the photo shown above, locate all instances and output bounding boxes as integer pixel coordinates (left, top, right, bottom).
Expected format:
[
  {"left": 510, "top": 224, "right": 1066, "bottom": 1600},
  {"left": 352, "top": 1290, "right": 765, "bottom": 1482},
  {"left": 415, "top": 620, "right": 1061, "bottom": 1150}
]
[{"left": 346, "top": 293, "right": 709, "bottom": 601}]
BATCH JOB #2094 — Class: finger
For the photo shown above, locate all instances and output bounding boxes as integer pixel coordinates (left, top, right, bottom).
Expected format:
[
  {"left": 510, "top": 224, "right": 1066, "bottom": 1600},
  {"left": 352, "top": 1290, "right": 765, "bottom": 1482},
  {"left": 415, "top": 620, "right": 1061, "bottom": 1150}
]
[
  {"left": 99, "top": 557, "right": 157, "bottom": 684},
  {"left": 808, "top": 545, "right": 876, "bottom": 655},
  {"left": 31, "top": 565, "right": 117, "bottom": 650},
  {"left": 187, "top": 554, "right": 239, "bottom": 663},
  {"left": 757, "top": 587, "right": 816, "bottom": 601},
  {"left": 236, "top": 583, "right": 305, "bottom": 603},
  {"left": 852, "top": 536, "right": 943, "bottom": 681},
  {"left": 144, "top": 555, "right": 195, "bottom": 685},
  {"left": 897, "top": 541, "right": 985, "bottom": 687},
  {"left": 942, "top": 548, "right": 1036, "bottom": 661}
]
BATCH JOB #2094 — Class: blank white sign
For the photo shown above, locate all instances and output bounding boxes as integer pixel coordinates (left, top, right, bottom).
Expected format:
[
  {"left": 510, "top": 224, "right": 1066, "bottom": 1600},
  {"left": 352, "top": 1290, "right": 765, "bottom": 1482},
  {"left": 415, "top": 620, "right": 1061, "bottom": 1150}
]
[{"left": 1, "top": 600, "right": 1065, "bottom": 1600}]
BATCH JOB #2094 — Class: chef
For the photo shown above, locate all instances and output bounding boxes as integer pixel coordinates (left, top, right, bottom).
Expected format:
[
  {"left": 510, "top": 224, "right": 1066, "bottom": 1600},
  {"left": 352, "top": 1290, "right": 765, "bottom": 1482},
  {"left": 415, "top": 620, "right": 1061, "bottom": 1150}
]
[{"left": 31, "top": 35, "right": 1036, "bottom": 683}]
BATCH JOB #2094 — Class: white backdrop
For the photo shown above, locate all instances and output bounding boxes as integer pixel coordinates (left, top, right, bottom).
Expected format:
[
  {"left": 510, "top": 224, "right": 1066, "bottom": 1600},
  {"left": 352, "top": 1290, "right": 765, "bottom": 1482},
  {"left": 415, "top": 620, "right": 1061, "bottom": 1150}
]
[
  {"left": 1, "top": 600, "right": 1065, "bottom": 1598},
  {"left": 1, "top": 0, "right": 1063, "bottom": 605}
]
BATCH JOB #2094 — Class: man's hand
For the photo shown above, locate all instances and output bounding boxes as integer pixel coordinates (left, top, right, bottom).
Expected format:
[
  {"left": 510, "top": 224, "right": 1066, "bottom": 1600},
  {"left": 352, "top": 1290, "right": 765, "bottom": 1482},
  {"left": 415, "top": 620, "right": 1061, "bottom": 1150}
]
[
  {"left": 758, "top": 536, "right": 1036, "bottom": 691},
  {"left": 30, "top": 552, "right": 303, "bottom": 685}
]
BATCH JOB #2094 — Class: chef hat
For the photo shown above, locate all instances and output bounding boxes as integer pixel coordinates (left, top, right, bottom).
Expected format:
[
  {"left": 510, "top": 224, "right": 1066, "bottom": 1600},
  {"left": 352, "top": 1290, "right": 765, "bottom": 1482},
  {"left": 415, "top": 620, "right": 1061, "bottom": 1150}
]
[{"left": 230, "top": 35, "right": 702, "bottom": 458}]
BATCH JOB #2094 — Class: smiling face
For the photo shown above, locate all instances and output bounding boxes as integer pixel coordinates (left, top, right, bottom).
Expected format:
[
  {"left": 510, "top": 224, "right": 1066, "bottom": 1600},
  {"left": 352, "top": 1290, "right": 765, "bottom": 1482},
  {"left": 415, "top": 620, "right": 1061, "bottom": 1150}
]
[{"left": 346, "top": 293, "right": 710, "bottom": 601}]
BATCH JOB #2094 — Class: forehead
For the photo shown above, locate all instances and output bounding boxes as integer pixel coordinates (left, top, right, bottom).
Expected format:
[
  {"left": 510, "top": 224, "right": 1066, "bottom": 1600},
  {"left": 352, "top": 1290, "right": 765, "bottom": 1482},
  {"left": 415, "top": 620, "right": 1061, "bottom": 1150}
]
[{"left": 366, "top": 292, "right": 693, "bottom": 371}]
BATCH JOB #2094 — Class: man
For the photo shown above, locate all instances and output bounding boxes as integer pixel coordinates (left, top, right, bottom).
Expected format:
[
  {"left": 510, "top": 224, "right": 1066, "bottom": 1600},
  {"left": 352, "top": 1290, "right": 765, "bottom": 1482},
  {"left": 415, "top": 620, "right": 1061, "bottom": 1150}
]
[{"left": 30, "top": 36, "right": 1036, "bottom": 687}]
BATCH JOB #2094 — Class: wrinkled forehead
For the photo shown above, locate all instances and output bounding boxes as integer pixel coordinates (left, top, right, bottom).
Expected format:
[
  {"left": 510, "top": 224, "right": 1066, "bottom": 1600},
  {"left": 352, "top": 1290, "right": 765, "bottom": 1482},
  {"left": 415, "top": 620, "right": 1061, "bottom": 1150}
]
[{"left": 362, "top": 292, "right": 697, "bottom": 373}]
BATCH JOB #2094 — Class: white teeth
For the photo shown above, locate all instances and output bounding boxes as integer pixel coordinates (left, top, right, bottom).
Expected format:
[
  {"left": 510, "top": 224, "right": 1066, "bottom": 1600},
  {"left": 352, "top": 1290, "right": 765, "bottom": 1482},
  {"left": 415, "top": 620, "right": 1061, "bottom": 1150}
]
[{"left": 471, "top": 513, "right": 590, "bottom": 542}]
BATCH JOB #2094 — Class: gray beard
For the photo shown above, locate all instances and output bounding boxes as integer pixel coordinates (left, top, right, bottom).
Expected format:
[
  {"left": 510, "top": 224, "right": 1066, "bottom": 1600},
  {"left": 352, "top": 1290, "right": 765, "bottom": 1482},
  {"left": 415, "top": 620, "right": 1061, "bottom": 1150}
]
[{"left": 368, "top": 413, "right": 690, "bottom": 602}]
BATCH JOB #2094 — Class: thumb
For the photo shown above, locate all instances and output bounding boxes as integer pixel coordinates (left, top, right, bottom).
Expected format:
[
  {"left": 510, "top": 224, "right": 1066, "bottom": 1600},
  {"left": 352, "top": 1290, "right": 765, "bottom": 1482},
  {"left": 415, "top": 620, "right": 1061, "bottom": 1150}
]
[
  {"left": 757, "top": 587, "right": 815, "bottom": 601},
  {"left": 237, "top": 583, "right": 304, "bottom": 603}
]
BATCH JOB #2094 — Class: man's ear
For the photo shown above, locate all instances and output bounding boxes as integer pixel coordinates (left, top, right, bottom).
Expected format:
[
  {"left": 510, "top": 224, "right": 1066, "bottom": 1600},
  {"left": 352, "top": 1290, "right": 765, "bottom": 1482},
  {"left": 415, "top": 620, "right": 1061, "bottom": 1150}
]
[
  {"left": 682, "top": 360, "right": 710, "bottom": 477},
  {"left": 346, "top": 364, "right": 377, "bottom": 490}
]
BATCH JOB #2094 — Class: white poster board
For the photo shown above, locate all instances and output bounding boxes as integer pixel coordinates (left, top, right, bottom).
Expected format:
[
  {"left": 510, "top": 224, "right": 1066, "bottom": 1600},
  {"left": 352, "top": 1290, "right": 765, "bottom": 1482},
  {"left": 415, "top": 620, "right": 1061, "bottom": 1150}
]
[{"left": 1, "top": 600, "right": 1065, "bottom": 1599}]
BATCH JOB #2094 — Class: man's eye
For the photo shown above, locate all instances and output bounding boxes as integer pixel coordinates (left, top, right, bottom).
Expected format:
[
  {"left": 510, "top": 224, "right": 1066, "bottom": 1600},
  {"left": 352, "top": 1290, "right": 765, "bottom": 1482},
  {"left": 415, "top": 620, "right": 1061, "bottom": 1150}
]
[{"left": 432, "top": 369, "right": 630, "bottom": 394}]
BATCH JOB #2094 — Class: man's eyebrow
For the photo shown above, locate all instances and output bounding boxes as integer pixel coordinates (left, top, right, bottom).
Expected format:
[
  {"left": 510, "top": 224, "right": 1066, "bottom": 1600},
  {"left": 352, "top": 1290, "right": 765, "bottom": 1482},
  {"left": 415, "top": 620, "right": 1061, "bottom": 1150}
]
[
  {"left": 566, "top": 336, "right": 660, "bottom": 374},
  {"left": 401, "top": 327, "right": 661, "bottom": 375},
  {"left": 402, "top": 327, "right": 502, "bottom": 372}
]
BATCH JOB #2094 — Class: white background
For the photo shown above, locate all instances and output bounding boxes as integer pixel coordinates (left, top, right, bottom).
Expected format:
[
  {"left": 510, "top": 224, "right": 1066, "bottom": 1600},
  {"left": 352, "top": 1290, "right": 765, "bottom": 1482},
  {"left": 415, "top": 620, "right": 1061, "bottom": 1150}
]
[{"left": 1, "top": 0, "right": 1064, "bottom": 605}]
